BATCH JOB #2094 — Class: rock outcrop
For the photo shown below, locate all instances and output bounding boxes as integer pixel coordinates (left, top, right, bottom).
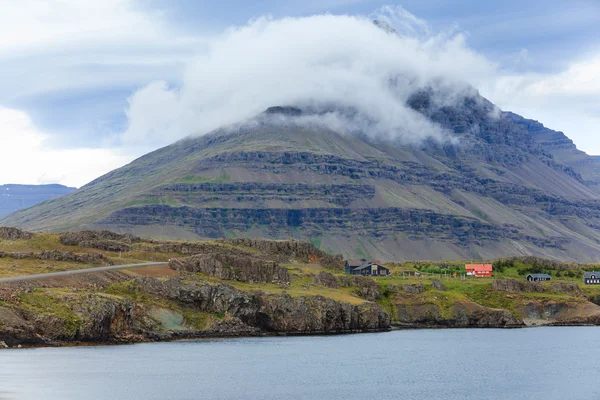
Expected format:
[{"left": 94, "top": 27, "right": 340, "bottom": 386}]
[
  {"left": 493, "top": 279, "right": 582, "bottom": 297},
  {"left": 60, "top": 230, "right": 142, "bottom": 252},
  {"left": 312, "top": 272, "right": 339, "bottom": 288},
  {"left": 0, "top": 227, "right": 32, "bottom": 240},
  {"left": 222, "top": 238, "right": 326, "bottom": 260},
  {"left": 338, "top": 276, "right": 381, "bottom": 301},
  {"left": 394, "top": 301, "right": 524, "bottom": 328},
  {"left": 319, "top": 254, "right": 345, "bottom": 270},
  {"left": 551, "top": 283, "right": 582, "bottom": 296},
  {"left": 171, "top": 254, "right": 290, "bottom": 284},
  {"left": 431, "top": 280, "right": 446, "bottom": 291},
  {"left": 492, "top": 279, "right": 545, "bottom": 293},
  {"left": 0, "top": 250, "right": 112, "bottom": 265}
]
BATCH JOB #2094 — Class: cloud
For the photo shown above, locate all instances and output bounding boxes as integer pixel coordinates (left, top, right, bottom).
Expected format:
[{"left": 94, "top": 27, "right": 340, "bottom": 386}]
[
  {"left": 0, "top": 108, "right": 130, "bottom": 188},
  {"left": 123, "top": 7, "right": 497, "bottom": 147},
  {"left": 0, "top": 0, "right": 203, "bottom": 149}
]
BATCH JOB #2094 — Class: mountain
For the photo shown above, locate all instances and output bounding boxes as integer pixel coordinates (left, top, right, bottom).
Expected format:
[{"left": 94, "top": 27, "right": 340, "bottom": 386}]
[
  {"left": 2, "top": 92, "right": 600, "bottom": 262},
  {"left": 0, "top": 184, "right": 76, "bottom": 218}
]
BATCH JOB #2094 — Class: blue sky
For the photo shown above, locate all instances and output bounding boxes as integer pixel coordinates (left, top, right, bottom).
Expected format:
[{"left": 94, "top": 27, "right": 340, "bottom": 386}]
[{"left": 0, "top": 0, "right": 598, "bottom": 187}]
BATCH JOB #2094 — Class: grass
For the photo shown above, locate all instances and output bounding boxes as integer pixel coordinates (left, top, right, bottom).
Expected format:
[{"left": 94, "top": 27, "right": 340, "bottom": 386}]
[
  {"left": 174, "top": 170, "right": 230, "bottom": 184},
  {"left": 19, "top": 289, "right": 82, "bottom": 335},
  {"left": 0, "top": 258, "right": 97, "bottom": 278}
]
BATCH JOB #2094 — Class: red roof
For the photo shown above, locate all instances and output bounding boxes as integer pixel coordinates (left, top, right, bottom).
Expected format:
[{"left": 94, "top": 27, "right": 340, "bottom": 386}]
[{"left": 465, "top": 264, "right": 493, "bottom": 271}]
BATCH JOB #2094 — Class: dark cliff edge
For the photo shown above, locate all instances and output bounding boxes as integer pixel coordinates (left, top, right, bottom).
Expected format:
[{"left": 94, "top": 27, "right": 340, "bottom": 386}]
[{"left": 0, "top": 276, "right": 391, "bottom": 348}]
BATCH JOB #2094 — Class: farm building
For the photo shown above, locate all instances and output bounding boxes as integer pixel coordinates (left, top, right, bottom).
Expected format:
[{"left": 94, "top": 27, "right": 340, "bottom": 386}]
[
  {"left": 345, "top": 260, "right": 363, "bottom": 274},
  {"left": 526, "top": 273, "right": 552, "bottom": 282},
  {"left": 584, "top": 272, "right": 600, "bottom": 285},
  {"left": 465, "top": 264, "right": 493, "bottom": 277},
  {"left": 345, "top": 260, "right": 389, "bottom": 276}
]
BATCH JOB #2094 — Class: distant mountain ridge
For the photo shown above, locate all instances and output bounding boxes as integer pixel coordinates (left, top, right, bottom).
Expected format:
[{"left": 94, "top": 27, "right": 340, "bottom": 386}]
[
  {"left": 2, "top": 91, "right": 600, "bottom": 262},
  {"left": 0, "top": 184, "right": 76, "bottom": 218}
]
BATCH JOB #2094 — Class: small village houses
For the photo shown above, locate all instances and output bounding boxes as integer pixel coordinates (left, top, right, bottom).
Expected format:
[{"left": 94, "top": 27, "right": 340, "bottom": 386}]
[
  {"left": 465, "top": 264, "right": 493, "bottom": 277},
  {"left": 526, "top": 273, "right": 551, "bottom": 282},
  {"left": 584, "top": 272, "right": 600, "bottom": 285},
  {"left": 345, "top": 260, "right": 390, "bottom": 276}
]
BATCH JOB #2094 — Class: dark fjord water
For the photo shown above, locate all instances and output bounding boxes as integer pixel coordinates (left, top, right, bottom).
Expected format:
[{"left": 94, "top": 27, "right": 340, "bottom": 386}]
[{"left": 1, "top": 327, "right": 599, "bottom": 400}]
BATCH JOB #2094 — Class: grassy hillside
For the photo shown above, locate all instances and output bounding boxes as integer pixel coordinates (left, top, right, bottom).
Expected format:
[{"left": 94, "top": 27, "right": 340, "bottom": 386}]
[{"left": 2, "top": 229, "right": 600, "bottom": 348}]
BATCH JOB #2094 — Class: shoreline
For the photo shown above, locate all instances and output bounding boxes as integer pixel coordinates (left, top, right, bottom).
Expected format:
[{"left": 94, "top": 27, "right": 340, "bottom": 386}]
[{"left": 6, "top": 323, "right": 600, "bottom": 350}]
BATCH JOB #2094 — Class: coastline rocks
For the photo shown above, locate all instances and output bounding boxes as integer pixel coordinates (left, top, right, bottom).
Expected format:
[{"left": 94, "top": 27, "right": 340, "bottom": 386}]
[
  {"left": 135, "top": 277, "right": 391, "bottom": 334},
  {"left": 395, "top": 301, "right": 523, "bottom": 328}
]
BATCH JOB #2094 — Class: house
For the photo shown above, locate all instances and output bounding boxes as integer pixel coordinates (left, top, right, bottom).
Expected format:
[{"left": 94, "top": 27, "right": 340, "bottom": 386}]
[
  {"left": 584, "top": 272, "right": 600, "bottom": 285},
  {"left": 526, "top": 273, "right": 551, "bottom": 282},
  {"left": 345, "top": 260, "right": 363, "bottom": 275},
  {"left": 465, "top": 264, "right": 493, "bottom": 277},
  {"left": 345, "top": 259, "right": 390, "bottom": 276}
]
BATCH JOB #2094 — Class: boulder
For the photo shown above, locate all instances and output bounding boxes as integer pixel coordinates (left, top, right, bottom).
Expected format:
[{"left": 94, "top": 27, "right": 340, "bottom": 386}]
[
  {"left": 551, "top": 283, "right": 581, "bottom": 296},
  {"left": 312, "top": 272, "right": 339, "bottom": 289},
  {"left": 319, "top": 254, "right": 345, "bottom": 270},
  {"left": 401, "top": 284, "right": 425, "bottom": 295},
  {"left": 338, "top": 276, "right": 381, "bottom": 301},
  {"left": 431, "top": 280, "right": 446, "bottom": 291},
  {"left": 0, "top": 227, "right": 32, "bottom": 240}
]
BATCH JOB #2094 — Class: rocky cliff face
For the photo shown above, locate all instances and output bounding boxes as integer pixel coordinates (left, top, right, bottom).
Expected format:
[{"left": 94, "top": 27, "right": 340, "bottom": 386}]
[
  {"left": 0, "top": 277, "right": 391, "bottom": 346},
  {"left": 135, "top": 277, "right": 390, "bottom": 334},
  {"left": 394, "top": 301, "right": 524, "bottom": 328}
]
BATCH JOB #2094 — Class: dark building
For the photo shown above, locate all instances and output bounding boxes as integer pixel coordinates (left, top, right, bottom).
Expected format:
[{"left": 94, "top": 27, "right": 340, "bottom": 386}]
[
  {"left": 584, "top": 272, "right": 600, "bottom": 285},
  {"left": 345, "top": 260, "right": 363, "bottom": 274},
  {"left": 526, "top": 273, "right": 551, "bottom": 282},
  {"left": 345, "top": 259, "right": 390, "bottom": 276}
]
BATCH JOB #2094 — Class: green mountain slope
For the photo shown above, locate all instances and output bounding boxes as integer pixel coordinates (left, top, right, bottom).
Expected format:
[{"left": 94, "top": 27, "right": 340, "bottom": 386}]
[{"left": 3, "top": 94, "right": 600, "bottom": 262}]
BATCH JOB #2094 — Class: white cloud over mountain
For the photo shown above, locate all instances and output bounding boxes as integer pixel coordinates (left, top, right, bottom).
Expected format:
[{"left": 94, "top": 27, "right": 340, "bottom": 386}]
[
  {"left": 0, "top": 1, "right": 598, "bottom": 187},
  {"left": 123, "top": 10, "right": 496, "bottom": 146}
]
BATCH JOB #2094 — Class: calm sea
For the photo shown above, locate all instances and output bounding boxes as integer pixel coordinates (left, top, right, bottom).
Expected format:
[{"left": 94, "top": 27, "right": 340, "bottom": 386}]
[{"left": 1, "top": 327, "right": 599, "bottom": 400}]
